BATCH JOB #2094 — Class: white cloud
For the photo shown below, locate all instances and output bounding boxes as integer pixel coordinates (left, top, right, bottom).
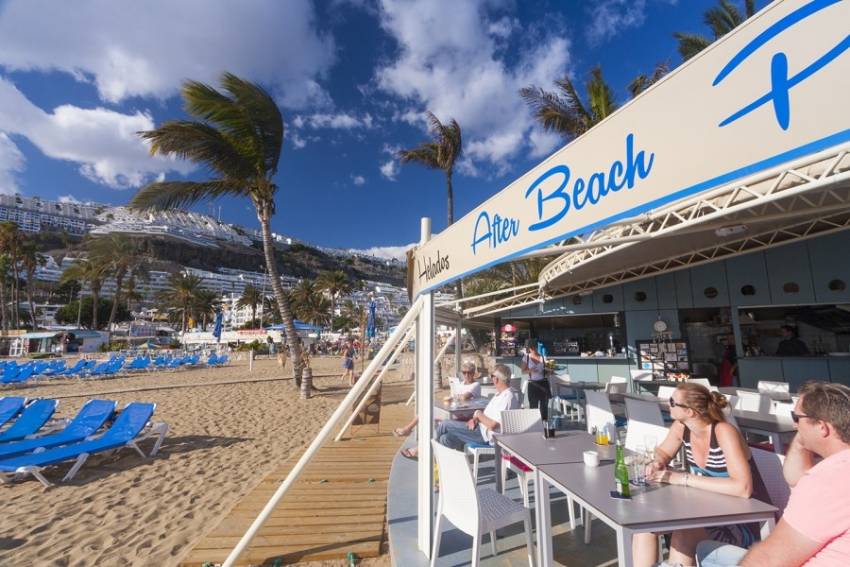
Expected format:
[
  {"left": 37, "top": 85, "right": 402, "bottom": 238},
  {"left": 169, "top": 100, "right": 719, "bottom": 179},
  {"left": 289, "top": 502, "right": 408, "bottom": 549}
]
[
  {"left": 0, "top": 0, "right": 335, "bottom": 109},
  {"left": 352, "top": 174, "right": 366, "bottom": 185},
  {"left": 290, "top": 131, "right": 307, "bottom": 149},
  {"left": 0, "top": 133, "right": 25, "bottom": 195},
  {"left": 58, "top": 194, "right": 81, "bottom": 203},
  {"left": 0, "top": 77, "right": 193, "bottom": 189},
  {"left": 586, "top": 0, "right": 675, "bottom": 45},
  {"left": 374, "top": 0, "right": 571, "bottom": 174},
  {"left": 294, "top": 112, "right": 375, "bottom": 130},
  {"left": 380, "top": 160, "right": 399, "bottom": 181},
  {"left": 349, "top": 242, "right": 415, "bottom": 261}
]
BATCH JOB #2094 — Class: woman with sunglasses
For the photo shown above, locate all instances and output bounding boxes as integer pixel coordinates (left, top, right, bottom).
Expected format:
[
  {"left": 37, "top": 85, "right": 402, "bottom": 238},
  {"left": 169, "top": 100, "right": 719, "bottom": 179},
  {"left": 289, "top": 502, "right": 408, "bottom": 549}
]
[{"left": 633, "top": 383, "right": 770, "bottom": 567}]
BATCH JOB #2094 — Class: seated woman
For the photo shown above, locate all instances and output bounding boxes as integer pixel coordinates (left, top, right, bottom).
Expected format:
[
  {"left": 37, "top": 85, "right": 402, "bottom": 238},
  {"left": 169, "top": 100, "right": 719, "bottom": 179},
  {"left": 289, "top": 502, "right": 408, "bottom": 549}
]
[
  {"left": 394, "top": 361, "right": 482, "bottom": 457},
  {"left": 633, "top": 383, "right": 769, "bottom": 567}
]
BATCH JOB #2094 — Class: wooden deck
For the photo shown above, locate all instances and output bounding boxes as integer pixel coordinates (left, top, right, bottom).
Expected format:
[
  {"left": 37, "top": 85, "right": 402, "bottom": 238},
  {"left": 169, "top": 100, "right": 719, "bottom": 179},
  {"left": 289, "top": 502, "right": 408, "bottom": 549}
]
[{"left": 180, "top": 381, "right": 413, "bottom": 566}]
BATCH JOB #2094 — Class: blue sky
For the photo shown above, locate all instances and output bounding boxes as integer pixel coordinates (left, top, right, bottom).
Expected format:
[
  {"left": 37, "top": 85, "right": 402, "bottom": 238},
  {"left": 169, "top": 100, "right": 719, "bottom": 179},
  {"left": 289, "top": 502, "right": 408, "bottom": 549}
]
[{"left": 0, "top": 0, "right": 764, "bottom": 258}]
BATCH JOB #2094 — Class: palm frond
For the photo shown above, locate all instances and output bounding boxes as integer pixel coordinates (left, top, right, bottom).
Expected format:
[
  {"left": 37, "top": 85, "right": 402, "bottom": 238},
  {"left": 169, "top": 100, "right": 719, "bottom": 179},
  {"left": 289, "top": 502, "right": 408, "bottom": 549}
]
[
  {"left": 705, "top": 0, "right": 742, "bottom": 38},
  {"left": 628, "top": 62, "right": 669, "bottom": 98},
  {"left": 673, "top": 32, "right": 712, "bottom": 61},
  {"left": 744, "top": 0, "right": 755, "bottom": 17},
  {"left": 129, "top": 180, "right": 248, "bottom": 211},
  {"left": 520, "top": 82, "right": 588, "bottom": 139},
  {"left": 397, "top": 144, "right": 441, "bottom": 170},
  {"left": 586, "top": 66, "right": 618, "bottom": 123},
  {"left": 139, "top": 121, "right": 255, "bottom": 179}
]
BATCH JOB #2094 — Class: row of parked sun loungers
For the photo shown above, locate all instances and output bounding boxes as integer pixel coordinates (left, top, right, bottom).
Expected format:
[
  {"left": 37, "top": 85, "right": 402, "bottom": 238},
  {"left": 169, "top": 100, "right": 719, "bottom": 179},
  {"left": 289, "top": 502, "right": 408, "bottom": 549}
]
[
  {"left": 0, "top": 396, "right": 168, "bottom": 487},
  {"left": 0, "top": 353, "right": 230, "bottom": 384}
]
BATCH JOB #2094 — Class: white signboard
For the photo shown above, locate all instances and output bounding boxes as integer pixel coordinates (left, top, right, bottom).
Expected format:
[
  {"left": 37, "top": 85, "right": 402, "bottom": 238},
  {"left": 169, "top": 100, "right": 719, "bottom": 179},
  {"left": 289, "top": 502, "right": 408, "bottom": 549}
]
[{"left": 410, "top": 0, "right": 850, "bottom": 297}]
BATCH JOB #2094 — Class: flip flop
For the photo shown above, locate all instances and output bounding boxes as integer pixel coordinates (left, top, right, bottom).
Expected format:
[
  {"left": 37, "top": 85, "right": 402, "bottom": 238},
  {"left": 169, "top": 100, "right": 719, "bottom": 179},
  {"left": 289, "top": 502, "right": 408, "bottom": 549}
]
[{"left": 401, "top": 447, "right": 418, "bottom": 460}]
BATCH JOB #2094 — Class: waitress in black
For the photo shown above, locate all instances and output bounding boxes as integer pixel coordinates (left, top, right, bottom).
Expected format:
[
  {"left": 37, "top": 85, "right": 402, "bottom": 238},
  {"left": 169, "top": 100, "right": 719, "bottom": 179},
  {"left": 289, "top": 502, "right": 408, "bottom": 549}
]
[{"left": 522, "top": 339, "right": 551, "bottom": 421}]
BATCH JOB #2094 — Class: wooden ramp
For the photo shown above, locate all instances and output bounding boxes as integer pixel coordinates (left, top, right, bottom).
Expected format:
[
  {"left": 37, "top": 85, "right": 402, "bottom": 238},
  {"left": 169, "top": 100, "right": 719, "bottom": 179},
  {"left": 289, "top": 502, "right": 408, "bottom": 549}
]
[{"left": 181, "top": 382, "right": 413, "bottom": 566}]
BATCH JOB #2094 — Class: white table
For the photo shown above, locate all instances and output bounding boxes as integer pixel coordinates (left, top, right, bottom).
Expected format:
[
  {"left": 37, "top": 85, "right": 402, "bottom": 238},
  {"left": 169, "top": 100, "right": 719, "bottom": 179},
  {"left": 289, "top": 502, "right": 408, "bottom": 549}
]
[
  {"left": 432, "top": 396, "right": 490, "bottom": 421},
  {"left": 537, "top": 459, "right": 777, "bottom": 567}
]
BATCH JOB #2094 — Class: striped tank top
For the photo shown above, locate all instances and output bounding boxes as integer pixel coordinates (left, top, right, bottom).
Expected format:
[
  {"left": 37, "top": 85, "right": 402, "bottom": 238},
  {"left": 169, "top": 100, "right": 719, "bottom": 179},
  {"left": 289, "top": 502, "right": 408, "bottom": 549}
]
[{"left": 683, "top": 423, "right": 728, "bottom": 477}]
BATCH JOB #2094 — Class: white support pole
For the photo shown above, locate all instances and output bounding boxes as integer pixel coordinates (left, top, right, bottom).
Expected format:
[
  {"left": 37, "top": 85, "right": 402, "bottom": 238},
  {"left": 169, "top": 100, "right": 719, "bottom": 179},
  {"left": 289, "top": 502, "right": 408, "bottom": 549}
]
[
  {"left": 220, "top": 298, "right": 424, "bottom": 567},
  {"left": 417, "top": 217, "right": 435, "bottom": 557},
  {"left": 454, "top": 321, "right": 463, "bottom": 380},
  {"left": 334, "top": 326, "right": 416, "bottom": 442}
]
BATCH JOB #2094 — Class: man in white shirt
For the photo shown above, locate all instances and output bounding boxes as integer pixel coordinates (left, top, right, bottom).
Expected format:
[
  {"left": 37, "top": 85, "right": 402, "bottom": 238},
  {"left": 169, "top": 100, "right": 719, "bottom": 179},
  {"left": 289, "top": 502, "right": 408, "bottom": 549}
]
[{"left": 436, "top": 364, "right": 519, "bottom": 450}]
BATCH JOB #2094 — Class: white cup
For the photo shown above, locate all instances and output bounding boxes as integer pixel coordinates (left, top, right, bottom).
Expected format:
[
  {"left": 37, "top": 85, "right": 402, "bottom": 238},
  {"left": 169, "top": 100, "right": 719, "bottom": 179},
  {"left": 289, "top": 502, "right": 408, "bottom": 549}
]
[{"left": 583, "top": 450, "right": 599, "bottom": 467}]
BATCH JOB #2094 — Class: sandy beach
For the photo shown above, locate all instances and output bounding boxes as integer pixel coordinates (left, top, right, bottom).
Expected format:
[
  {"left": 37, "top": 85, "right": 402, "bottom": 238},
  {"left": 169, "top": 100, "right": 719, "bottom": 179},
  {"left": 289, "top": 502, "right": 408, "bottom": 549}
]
[{"left": 0, "top": 355, "right": 408, "bottom": 567}]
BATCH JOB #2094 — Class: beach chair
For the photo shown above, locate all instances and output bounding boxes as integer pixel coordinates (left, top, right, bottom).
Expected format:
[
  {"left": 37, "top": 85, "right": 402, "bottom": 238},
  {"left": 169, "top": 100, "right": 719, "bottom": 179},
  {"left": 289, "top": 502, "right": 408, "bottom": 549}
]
[
  {"left": 42, "top": 360, "right": 67, "bottom": 377},
  {"left": 0, "top": 399, "right": 116, "bottom": 459},
  {"left": 0, "top": 402, "right": 167, "bottom": 488},
  {"left": 3, "top": 364, "right": 35, "bottom": 385},
  {"left": 0, "top": 397, "right": 26, "bottom": 428},
  {"left": 0, "top": 399, "right": 59, "bottom": 443},
  {"left": 59, "top": 359, "right": 86, "bottom": 377}
]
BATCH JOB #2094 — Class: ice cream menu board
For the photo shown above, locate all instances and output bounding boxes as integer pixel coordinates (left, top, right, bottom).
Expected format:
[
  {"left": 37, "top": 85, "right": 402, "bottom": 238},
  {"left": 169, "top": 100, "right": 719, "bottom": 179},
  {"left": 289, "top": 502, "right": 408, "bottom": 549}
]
[{"left": 636, "top": 339, "right": 691, "bottom": 379}]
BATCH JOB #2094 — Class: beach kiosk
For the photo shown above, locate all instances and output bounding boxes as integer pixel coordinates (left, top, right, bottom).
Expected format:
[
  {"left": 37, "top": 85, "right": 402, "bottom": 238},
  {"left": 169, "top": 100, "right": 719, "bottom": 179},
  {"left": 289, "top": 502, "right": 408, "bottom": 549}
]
[{"left": 221, "top": 1, "right": 850, "bottom": 565}]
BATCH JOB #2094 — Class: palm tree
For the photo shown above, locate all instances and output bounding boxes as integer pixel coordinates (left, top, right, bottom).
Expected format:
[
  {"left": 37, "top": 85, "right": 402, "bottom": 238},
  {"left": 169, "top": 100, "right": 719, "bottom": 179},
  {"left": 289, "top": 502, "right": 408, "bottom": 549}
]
[
  {"left": 89, "top": 234, "right": 147, "bottom": 340},
  {"left": 627, "top": 62, "right": 670, "bottom": 98},
  {"left": 61, "top": 256, "right": 109, "bottom": 329},
  {"left": 192, "top": 289, "right": 219, "bottom": 331},
  {"left": 0, "top": 254, "right": 10, "bottom": 331},
  {"left": 0, "top": 222, "right": 22, "bottom": 327},
  {"left": 159, "top": 273, "right": 203, "bottom": 333},
  {"left": 131, "top": 72, "right": 306, "bottom": 387},
  {"left": 674, "top": 0, "right": 756, "bottom": 61},
  {"left": 237, "top": 285, "right": 263, "bottom": 328},
  {"left": 262, "top": 295, "right": 281, "bottom": 325},
  {"left": 398, "top": 112, "right": 463, "bottom": 226},
  {"left": 315, "top": 270, "right": 351, "bottom": 330},
  {"left": 520, "top": 66, "right": 618, "bottom": 141},
  {"left": 18, "top": 239, "right": 46, "bottom": 328}
]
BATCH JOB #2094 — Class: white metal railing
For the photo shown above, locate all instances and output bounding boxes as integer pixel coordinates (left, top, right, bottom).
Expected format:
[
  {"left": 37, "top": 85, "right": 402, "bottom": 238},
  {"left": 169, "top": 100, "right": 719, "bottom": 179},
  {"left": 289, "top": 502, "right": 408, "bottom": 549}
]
[
  {"left": 220, "top": 297, "right": 424, "bottom": 567},
  {"left": 334, "top": 325, "right": 416, "bottom": 441}
]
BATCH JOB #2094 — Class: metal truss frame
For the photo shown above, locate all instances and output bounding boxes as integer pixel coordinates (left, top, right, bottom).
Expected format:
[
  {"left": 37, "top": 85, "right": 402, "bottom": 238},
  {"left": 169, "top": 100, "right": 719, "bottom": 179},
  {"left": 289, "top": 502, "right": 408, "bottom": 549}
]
[{"left": 461, "top": 144, "right": 850, "bottom": 319}]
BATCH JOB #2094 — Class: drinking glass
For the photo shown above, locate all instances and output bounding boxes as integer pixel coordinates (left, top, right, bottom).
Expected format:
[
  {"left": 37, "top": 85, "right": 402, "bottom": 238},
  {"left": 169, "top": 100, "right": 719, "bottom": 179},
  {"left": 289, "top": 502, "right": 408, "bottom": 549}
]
[
  {"left": 631, "top": 445, "right": 647, "bottom": 486},
  {"left": 644, "top": 435, "right": 657, "bottom": 458}
]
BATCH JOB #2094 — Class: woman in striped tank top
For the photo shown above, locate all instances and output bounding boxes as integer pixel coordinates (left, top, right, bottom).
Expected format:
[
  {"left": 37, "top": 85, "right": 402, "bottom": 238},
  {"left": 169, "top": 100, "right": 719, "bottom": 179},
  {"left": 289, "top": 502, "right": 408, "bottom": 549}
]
[{"left": 633, "top": 383, "right": 769, "bottom": 567}]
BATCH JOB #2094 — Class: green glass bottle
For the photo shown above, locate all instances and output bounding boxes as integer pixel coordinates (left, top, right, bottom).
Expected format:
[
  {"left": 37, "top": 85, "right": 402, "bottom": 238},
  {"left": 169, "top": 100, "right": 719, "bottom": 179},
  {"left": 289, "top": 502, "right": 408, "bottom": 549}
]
[{"left": 614, "top": 439, "right": 631, "bottom": 497}]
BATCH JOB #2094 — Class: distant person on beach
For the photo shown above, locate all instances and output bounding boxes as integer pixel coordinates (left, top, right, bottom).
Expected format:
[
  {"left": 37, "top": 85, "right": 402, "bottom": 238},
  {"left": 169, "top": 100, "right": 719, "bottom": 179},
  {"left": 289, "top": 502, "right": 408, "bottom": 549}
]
[
  {"left": 266, "top": 335, "right": 275, "bottom": 358},
  {"left": 341, "top": 338, "right": 356, "bottom": 386}
]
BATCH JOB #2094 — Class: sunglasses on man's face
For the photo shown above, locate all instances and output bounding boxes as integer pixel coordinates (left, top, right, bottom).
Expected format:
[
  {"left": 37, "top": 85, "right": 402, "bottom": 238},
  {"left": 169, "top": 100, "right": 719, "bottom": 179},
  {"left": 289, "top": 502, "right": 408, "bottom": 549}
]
[
  {"left": 462, "top": 370, "right": 474, "bottom": 375},
  {"left": 791, "top": 411, "right": 814, "bottom": 424}
]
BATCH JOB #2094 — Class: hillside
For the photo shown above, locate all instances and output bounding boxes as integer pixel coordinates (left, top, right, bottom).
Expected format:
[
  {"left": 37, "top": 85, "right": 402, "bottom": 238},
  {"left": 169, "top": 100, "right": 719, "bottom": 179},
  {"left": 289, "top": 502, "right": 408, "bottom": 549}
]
[{"left": 30, "top": 230, "right": 407, "bottom": 287}]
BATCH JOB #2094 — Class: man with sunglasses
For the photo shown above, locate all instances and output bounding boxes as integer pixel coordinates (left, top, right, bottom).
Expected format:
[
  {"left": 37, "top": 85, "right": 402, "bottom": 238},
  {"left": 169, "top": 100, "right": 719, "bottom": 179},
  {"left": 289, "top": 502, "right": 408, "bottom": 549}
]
[{"left": 698, "top": 381, "right": 850, "bottom": 566}]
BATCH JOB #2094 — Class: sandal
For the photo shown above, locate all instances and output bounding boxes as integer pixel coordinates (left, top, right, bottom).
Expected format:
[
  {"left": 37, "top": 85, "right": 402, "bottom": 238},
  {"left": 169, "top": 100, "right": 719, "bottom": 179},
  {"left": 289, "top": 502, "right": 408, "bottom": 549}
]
[{"left": 400, "top": 447, "right": 418, "bottom": 459}]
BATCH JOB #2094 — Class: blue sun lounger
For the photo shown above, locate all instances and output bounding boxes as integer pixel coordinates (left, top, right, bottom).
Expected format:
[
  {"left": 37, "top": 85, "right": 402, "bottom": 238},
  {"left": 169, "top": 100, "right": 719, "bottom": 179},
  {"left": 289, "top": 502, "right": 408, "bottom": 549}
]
[
  {"left": 0, "top": 402, "right": 167, "bottom": 487},
  {"left": 0, "top": 399, "right": 116, "bottom": 459},
  {"left": 0, "top": 399, "right": 58, "bottom": 443},
  {"left": 0, "top": 397, "right": 26, "bottom": 428}
]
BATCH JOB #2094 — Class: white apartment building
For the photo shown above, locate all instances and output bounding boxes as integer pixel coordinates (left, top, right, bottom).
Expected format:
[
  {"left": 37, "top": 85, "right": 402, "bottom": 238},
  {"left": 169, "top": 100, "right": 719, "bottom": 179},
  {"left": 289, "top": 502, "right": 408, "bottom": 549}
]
[
  {"left": 0, "top": 195, "right": 102, "bottom": 234},
  {"left": 91, "top": 207, "right": 253, "bottom": 248}
]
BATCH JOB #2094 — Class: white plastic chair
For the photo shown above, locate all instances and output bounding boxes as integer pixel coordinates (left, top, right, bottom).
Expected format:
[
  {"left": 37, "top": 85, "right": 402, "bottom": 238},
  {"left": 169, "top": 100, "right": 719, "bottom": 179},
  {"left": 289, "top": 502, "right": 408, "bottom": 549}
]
[
  {"left": 689, "top": 378, "right": 712, "bottom": 389},
  {"left": 431, "top": 441, "right": 534, "bottom": 567},
  {"left": 724, "top": 395, "right": 741, "bottom": 430},
  {"left": 758, "top": 380, "right": 790, "bottom": 395},
  {"left": 496, "top": 409, "right": 544, "bottom": 508},
  {"left": 605, "top": 376, "right": 628, "bottom": 394},
  {"left": 735, "top": 390, "right": 771, "bottom": 413},
  {"left": 624, "top": 398, "right": 668, "bottom": 452},
  {"left": 585, "top": 390, "right": 617, "bottom": 437},
  {"left": 750, "top": 448, "right": 790, "bottom": 515},
  {"left": 553, "top": 373, "right": 583, "bottom": 421},
  {"left": 657, "top": 385, "right": 676, "bottom": 400},
  {"left": 630, "top": 369, "right": 653, "bottom": 392}
]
